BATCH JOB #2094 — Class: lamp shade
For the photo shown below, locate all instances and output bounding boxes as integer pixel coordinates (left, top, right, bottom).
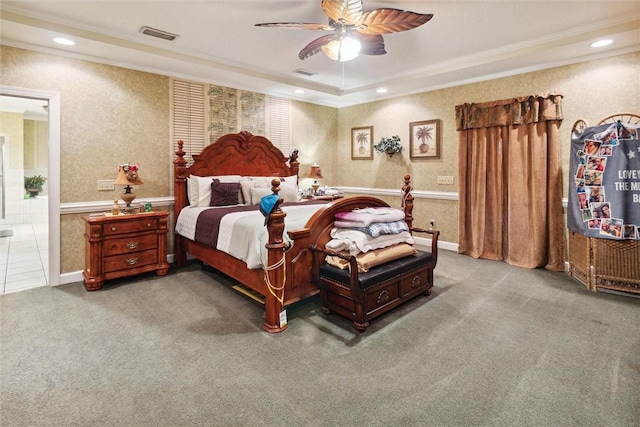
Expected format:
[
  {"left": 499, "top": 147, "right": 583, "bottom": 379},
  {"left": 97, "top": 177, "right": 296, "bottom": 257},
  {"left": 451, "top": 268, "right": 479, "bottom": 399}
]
[
  {"left": 114, "top": 164, "right": 143, "bottom": 186},
  {"left": 307, "top": 164, "right": 323, "bottom": 179}
]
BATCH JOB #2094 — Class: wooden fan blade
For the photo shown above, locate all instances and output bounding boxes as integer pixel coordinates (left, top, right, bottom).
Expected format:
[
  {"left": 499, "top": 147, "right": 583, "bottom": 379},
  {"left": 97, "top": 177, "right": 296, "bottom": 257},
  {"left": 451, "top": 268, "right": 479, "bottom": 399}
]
[
  {"left": 321, "top": 0, "right": 363, "bottom": 25},
  {"left": 356, "top": 9, "right": 433, "bottom": 35},
  {"left": 353, "top": 33, "right": 386, "bottom": 56},
  {"left": 298, "top": 33, "right": 337, "bottom": 60},
  {"left": 255, "top": 22, "right": 333, "bottom": 31}
]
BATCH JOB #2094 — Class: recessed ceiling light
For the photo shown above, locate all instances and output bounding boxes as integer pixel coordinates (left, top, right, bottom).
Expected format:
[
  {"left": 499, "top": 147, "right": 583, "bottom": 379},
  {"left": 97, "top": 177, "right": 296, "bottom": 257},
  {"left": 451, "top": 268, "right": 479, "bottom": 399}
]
[
  {"left": 294, "top": 89, "right": 305, "bottom": 94},
  {"left": 52, "top": 37, "right": 75, "bottom": 46},
  {"left": 376, "top": 88, "right": 388, "bottom": 94},
  {"left": 590, "top": 39, "right": 613, "bottom": 48}
]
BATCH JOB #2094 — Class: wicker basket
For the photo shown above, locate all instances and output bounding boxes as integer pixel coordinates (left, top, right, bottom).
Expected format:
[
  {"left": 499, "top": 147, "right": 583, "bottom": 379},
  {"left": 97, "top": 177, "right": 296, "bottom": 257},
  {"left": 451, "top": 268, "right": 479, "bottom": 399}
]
[
  {"left": 568, "top": 231, "right": 592, "bottom": 289},
  {"left": 592, "top": 238, "right": 640, "bottom": 294}
]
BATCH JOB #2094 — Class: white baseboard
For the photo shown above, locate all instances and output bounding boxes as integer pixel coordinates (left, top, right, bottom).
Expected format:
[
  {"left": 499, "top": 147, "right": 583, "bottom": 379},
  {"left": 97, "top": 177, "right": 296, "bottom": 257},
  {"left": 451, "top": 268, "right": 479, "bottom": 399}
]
[{"left": 411, "top": 236, "right": 458, "bottom": 252}]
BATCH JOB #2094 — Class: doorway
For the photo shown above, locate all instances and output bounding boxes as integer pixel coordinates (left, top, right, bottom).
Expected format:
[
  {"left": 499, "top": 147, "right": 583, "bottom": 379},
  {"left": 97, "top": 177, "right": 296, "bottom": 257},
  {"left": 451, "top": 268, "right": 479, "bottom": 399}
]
[{"left": 0, "top": 86, "right": 61, "bottom": 291}]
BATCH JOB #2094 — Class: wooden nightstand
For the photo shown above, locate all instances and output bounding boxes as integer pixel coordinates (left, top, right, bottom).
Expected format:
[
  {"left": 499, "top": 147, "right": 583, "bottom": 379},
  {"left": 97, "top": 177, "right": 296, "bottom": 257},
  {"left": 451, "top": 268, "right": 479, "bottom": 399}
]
[{"left": 82, "top": 211, "right": 170, "bottom": 290}]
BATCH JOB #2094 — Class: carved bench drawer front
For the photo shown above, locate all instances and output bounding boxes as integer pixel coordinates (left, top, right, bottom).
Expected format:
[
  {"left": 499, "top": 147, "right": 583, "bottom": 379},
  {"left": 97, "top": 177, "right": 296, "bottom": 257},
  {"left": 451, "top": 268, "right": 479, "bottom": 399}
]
[
  {"left": 103, "top": 218, "right": 158, "bottom": 236},
  {"left": 103, "top": 249, "right": 158, "bottom": 274},
  {"left": 401, "top": 268, "right": 430, "bottom": 296},
  {"left": 365, "top": 281, "right": 400, "bottom": 311},
  {"left": 103, "top": 234, "right": 158, "bottom": 256}
]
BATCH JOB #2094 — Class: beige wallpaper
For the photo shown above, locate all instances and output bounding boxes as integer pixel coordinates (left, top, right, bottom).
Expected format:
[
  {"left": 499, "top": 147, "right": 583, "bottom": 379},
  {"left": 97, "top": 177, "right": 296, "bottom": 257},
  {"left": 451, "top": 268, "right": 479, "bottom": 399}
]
[
  {"left": 291, "top": 101, "right": 338, "bottom": 189},
  {"left": 1, "top": 45, "right": 638, "bottom": 273},
  {"left": 337, "top": 52, "right": 640, "bottom": 244},
  {"left": 2, "top": 46, "right": 171, "bottom": 273},
  {"left": 1, "top": 46, "right": 171, "bottom": 203}
]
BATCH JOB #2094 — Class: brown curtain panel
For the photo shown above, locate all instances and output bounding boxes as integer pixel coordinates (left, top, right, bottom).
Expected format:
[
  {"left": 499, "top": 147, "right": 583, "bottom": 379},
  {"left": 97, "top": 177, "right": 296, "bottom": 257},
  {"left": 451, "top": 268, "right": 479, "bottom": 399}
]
[{"left": 455, "top": 93, "right": 565, "bottom": 271}]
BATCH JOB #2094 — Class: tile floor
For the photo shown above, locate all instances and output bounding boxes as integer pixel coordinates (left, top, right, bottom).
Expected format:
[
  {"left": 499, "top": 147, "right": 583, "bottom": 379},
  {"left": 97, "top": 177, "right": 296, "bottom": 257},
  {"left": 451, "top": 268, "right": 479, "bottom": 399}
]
[{"left": 0, "top": 223, "right": 49, "bottom": 294}]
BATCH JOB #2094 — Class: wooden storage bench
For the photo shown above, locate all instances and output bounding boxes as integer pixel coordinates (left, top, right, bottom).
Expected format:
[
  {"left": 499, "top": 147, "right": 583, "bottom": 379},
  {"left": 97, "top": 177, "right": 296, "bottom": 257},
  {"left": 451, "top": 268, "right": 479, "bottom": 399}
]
[{"left": 310, "top": 229, "right": 439, "bottom": 331}]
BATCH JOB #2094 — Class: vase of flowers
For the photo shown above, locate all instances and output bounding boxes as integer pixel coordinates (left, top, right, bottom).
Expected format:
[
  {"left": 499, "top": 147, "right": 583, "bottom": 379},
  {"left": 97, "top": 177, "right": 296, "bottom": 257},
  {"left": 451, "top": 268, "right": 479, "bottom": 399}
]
[{"left": 373, "top": 135, "right": 403, "bottom": 157}]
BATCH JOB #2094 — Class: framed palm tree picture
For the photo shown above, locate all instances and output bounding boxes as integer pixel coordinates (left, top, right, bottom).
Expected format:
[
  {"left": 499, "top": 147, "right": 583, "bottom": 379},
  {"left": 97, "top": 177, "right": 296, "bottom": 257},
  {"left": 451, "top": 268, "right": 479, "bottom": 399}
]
[
  {"left": 351, "top": 126, "right": 373, "bottom": 160},
  {"left": 410, "top": 119, "right": 440, "bottom": 159}
]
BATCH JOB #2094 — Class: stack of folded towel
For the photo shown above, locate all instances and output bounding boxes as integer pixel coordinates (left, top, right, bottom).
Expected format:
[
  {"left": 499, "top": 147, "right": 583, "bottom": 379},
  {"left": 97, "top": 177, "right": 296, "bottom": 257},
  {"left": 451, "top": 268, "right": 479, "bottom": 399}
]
[{"left": 325, "top": 207, "right": 416, "bottom": 272}]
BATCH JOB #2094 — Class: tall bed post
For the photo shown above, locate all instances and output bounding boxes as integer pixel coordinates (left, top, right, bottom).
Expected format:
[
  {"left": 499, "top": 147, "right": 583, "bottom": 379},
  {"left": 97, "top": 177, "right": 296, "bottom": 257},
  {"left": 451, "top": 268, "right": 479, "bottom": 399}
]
[
  {"left": 288, "top": 149, "right": 300, "bottom": 181},
  {"left": 173, "top": 140, "right": 188, "bottom": 266},
  {"left": 402, "top": 174, "right": 414, "bottom": 229},
  {"left": 263, "top": 179, "right": 287, "bottom": 332}
]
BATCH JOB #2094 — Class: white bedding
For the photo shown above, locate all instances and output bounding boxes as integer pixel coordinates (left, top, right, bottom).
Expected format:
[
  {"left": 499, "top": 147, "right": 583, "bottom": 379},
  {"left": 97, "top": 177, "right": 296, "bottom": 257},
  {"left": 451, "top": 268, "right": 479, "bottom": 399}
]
[{"left": 176, "top": 203, "right": 325, "bottom": 269}]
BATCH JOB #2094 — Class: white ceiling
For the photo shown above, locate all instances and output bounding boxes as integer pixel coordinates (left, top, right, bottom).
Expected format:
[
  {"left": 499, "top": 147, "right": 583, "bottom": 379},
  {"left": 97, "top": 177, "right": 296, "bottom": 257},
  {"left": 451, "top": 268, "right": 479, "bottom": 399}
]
[
  {"left": 0, "top": 95, "right": 48, "bottom": 119},
  {"left": 1, "top": 1, "right": 639, "bottom": 108}
]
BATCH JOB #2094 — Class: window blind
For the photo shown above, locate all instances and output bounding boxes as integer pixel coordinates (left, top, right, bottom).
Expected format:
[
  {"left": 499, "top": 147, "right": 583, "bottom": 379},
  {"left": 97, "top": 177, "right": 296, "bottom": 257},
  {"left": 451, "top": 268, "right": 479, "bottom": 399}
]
[
  {"left": 266, "top": 96, "right": 292, "bottom": 154},
  {"left": 171, "top": 79, "right": 205, "bottom": 167}
]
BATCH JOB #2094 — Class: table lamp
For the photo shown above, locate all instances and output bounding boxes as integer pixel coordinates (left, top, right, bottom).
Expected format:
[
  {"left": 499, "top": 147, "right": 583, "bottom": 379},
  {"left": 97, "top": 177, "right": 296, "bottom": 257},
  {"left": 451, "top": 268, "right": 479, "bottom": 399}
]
[
  {"left": 114, "top": 163, "right": 143, "bottom": 213},
  {"left": 307, "top": 163, "right": 323, "bottom": 195}
]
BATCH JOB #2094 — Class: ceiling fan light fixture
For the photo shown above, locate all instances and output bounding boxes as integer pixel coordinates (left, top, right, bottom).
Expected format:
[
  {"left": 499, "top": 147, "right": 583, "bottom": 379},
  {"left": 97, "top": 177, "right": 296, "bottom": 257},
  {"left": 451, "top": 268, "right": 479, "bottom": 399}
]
[
  {"left": 256, "top": 1, "right": 433, "bottom": 61},
  {"left": 322, "top": 36, "right": 361, "bottom": 62}
]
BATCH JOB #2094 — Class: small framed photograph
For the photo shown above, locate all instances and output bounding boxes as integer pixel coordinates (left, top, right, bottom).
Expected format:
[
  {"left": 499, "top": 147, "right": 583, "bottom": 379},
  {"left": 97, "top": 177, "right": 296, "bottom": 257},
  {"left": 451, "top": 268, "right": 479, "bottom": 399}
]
[
  {"left": 410, "top": 119, "right": 440, "bottom": 159},
  {"left": 351, "top": 126, "right": 373, "bottom": 160}
]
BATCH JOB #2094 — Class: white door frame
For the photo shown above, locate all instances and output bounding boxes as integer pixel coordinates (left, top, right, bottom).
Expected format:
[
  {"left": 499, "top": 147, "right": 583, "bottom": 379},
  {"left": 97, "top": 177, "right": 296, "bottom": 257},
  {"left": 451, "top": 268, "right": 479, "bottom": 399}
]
[{"left": 0, "top": 85, "right": 61, "bottom": 287}]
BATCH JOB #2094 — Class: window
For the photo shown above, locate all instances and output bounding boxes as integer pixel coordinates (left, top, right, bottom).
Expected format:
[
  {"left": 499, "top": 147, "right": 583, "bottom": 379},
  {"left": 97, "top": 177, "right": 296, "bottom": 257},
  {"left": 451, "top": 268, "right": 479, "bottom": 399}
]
[
  {"left": 266, "top": 96, "right": 292, "bottom": 154},
  {"left": 171, "top": 79, "right": 205, "bottom": 167},
  {"left": 171, "top": 79, "right": 292, "bottom": 164}
]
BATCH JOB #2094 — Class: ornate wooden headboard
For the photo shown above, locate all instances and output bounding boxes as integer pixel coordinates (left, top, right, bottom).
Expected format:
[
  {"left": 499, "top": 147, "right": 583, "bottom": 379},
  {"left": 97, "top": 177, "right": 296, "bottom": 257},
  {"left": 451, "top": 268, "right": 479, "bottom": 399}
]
[{"left": 173, "top": 131, "right": 299, "bottom": 214}]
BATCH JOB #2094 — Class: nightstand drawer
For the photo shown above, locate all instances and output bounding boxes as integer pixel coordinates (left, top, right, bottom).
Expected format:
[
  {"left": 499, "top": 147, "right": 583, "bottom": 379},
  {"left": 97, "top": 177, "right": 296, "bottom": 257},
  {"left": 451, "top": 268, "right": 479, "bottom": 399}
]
[
  {"left": 103, "top": 249, "right": 158, "bottom": 274},
  {"left": 103, "top": 217, "right": 158, "bottom": 235},
  {"left": 103, "top": 234, "right": 158, "bottom": 256}
]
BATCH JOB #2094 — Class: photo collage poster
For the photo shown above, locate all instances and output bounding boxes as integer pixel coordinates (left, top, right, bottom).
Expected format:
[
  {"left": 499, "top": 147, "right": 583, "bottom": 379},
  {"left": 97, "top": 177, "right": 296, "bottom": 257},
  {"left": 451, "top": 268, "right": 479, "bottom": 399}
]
[{"left": 567, "top": 121, "right": 640, "bottom": 240}]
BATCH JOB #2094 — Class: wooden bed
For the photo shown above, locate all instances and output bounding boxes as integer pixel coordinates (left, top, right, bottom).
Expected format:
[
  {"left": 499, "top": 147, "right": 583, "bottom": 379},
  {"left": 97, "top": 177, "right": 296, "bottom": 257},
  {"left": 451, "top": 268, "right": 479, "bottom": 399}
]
[{"left": 174, "top": 131, "right": 393, "bottom": 332}]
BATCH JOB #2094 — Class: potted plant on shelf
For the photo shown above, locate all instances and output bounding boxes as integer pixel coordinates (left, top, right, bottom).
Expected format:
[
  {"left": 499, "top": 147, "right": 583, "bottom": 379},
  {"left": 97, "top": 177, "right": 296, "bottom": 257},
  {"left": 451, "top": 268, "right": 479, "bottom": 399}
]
[
  {"left": 24, "top": 175, "right": 46, "bottom": 198},
  {"left": 373, "top": 135, "right": 403, "bottom": 157}
]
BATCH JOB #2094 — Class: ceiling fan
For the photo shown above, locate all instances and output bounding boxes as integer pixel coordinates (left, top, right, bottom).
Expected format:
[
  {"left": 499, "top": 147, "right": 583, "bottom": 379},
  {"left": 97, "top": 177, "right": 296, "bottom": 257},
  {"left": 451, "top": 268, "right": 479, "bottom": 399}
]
[{"left": 255, "top": 0, "right": 433, "bottom": 62}]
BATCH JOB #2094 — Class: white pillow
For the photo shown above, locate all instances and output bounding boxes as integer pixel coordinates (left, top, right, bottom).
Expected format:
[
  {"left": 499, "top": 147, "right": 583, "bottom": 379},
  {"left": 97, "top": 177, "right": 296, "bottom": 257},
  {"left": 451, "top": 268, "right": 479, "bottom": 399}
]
[
  {"left": 240, "top": 179, "right": 269, "bottom": 205},
  {"left": 279, "top": 175, "right": 300, "bottom": 202},
  {"left": 249, "top": 186, "right": 275, "bottom": 205},
  {"left": 188, "top": 175, "right": 242, "bottom": 207},
  {"left": 240, "top": 175, "right": 300, "bottom": 205}
]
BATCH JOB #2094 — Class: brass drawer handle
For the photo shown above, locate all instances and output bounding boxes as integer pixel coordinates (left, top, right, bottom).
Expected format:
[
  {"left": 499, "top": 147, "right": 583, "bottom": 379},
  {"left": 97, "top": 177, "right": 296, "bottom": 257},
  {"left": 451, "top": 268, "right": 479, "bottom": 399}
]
[
  {"left": 377, "top": 289, "right": 390, "bottom": 304},
  {"left": 127, "top": 241, "right": 139, "bottom": 250},
  {"left": 146, "top": 223, "right": 152, "bottom": 228},
  {"left": 126, "top": 257, "right": 139, "bottom": 265},
  {"left": 111, "top": 226, "right": 117, "bottom": 232},
  {"left": 411, "top": 276, "right": 422, "bottom": 288}
]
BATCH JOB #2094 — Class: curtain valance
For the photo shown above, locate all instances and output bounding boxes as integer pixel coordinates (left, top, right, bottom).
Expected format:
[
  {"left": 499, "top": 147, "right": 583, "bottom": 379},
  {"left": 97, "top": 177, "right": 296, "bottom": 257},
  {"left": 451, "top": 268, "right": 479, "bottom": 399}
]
[{"left": 455, "top": 92, "right": 563, "bottom": 130}]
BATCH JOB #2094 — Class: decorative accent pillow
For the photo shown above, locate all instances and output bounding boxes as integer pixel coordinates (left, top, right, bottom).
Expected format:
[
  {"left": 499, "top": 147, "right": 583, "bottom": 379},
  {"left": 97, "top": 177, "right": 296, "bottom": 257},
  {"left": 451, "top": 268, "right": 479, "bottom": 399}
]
[
  {"left": 210, "top": 179, "right": 241, "bottom": 206},
  {"left": 188, "top": 175, "right": 242, "bottom": 207},
  {"left": 325, "top": 243, "right": 417, "bottom": 272}
]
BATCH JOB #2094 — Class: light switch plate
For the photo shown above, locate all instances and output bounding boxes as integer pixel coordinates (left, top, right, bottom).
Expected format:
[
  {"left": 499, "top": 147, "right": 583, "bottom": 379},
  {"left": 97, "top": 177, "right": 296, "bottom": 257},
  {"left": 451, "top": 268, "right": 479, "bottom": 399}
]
[
  {"left": 437, "top": 176, "right": 454, "bottom": 185},
  {"left": 97, "top": 179, "right": 115, "bottom": 191}
]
